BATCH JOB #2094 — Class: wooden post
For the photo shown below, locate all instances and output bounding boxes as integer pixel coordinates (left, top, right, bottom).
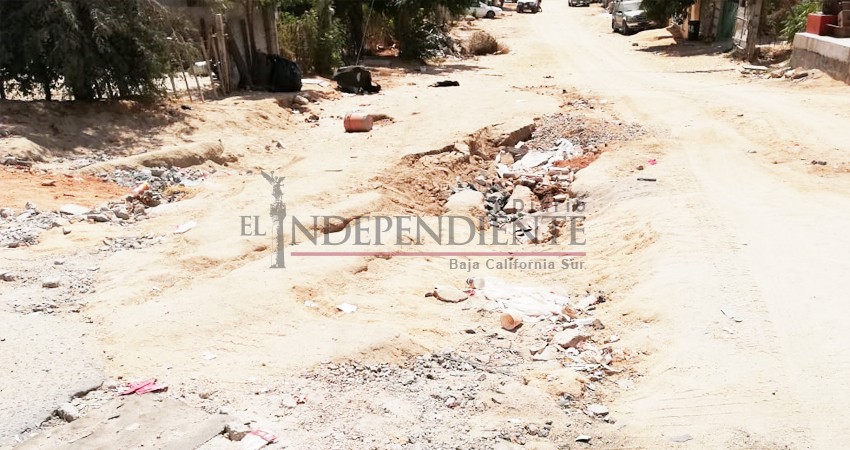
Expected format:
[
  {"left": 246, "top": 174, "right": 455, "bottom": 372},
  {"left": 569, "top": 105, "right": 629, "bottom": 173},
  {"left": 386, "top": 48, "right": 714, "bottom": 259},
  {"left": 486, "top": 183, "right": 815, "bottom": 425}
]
[
  {"left": 743, "top": 0, "right": 764, "bottom": 62},
  {"left": 181, "top": 71, "right": 193, "bottom": 101},
  {"left": 168, "top": 73, "right": 178, "bottom": 98},
  {"left": 193, "top": 70, "right": 205, "bottom": 102},
  {"left": 199, "top": 39, "right": 219, "bottom": 100},
  {"left": 215, "top": 14, "right": 231, "bottom": 94}
]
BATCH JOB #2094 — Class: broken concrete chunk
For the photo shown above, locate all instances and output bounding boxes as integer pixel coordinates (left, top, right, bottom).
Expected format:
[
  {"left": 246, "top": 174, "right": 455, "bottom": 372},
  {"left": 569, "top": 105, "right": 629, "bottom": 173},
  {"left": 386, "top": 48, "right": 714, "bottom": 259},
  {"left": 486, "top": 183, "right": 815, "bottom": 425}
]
[
  {"left": 576, "top": 434, "right": 592, "bottom": 443},
  {"left": 57, "top": 402, "right": 80, "bottom": 422},
  {"left": 225, "top": 422, "right": 249, "bottom": 441},
  {"left": 553, "top": 329, "right": 588, "bottom": 349},
  {"left": 532, "top": 345, "right": 560, "bottom": 361},
  {"left": 587, "top": 403, "right": 609, "bottom": 416},
  {"left": 504, "top": 185, "right": 536, "bottom": 214},
  {"left": 59, "top": 204, "right": 91, "bottom": 216}
]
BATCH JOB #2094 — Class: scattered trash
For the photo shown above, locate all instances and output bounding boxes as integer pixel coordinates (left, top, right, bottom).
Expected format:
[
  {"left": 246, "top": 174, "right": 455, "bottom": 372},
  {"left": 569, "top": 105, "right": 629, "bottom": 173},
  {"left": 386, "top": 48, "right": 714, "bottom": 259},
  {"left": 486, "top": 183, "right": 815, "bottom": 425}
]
[
  {"left": 304, "top": 300, "right": 319, "bottom": 308},
  {"left": 119, "top": 378, "right": 168, "bottom": 395},
  {"left": 430, "top": 80, "right": 460, "bottom": 87},
  {"left": 131, "top": 182, "right": 150, "bottom": 197},
  {"left": 500, "top": 310, "right": 523, "bottom": 331},
  {"left": 333, "top": 66, "right": 381, "bottom": 94},
  {"left": 202, "top": 351, "right": 217, "bottom": 360},
  {"left": 41, "top": 180, "right": 56, "bottom": 186},
  {"left": 337, "top": 303, "right": 357, "bottom": 313},
  {"left": 470, "top": 277, "right": 571, "bottom": 322},
  {"left": 721, "top": 308, "right": 743, "bottom": 322},
  {"left": 811, "top": 160, "right": 827, "bottom": 166},
  {"left": 669, "top": 434, "right": 693, "bottom": 443},
  {"left": 344, "top": 111, "right": 373, "bottom": 133},
  {"left": 174, "top": 220, "right": 197, "bottom": 234},
  {"left": 647, "top": 158, "right": 657, "bottom": 165},
  {"left": 180, "top": 104, "right": 192, "bottom": 111},
  {"left": 637, "top": 177, "right": 656, "bottom": 182},
  {"left": 242, "top": 429, "right": 278, "bottom": 450}
]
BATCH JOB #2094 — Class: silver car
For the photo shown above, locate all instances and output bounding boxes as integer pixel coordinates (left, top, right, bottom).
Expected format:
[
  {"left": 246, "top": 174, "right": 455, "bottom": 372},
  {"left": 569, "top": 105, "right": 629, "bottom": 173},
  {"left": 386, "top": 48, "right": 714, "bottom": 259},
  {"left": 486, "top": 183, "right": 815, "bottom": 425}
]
[{"left": 611, "top": 0, "right": 655, "bottom": 35}]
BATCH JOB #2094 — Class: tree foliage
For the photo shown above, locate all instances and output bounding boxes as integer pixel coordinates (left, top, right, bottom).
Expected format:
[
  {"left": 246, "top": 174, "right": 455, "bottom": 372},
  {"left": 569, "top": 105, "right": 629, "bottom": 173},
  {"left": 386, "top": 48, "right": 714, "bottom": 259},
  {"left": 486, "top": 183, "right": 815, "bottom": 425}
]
[
  {"left": 0, "top": 0, "right": 197, "bottom": 101},
  {"left": 640, "top": 0, "right": 693, "bottom": 24},
  {"left": 781, "top": 0, "right": 820, "bottom": 40}
]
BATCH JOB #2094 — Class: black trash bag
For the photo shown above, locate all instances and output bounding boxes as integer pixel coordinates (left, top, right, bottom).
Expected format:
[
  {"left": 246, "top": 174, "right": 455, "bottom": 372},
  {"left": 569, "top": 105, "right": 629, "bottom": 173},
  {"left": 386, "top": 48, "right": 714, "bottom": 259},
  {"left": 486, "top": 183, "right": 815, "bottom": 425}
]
[
  {"left": 268, "top": 55, "right": 302, "bottom": 93},
  {"left": 333, "top": 66, "right": 381, "bottom": 94}
]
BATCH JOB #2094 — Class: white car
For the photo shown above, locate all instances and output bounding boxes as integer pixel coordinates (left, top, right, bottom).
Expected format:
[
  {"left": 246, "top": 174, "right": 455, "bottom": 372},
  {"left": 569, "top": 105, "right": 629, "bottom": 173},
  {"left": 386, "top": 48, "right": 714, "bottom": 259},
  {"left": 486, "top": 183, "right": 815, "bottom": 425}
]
[
  {"left": 467, "top": 1, "right": 503, "bottom": 19},
  {"left": 516, "top": 0, "right": 541, "bottom": 13}
]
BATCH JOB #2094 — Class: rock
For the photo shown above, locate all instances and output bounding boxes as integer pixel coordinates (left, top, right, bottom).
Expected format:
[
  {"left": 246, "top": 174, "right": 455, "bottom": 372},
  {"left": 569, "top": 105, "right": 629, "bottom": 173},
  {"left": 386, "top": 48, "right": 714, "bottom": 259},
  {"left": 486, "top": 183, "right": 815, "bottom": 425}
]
[
  {"left": 792, "top": 71, "right": 808, "bottom": 79},
  {"left": 42, "top": 278, "right": 61, "bottom": 288},
  {"left": 606, "top": 334, "right": 620, "bottom": 343},
  {"left": 529, "top": 342, "right": 548, "bottom": 355},
  {"left": 431, "top": 285, "right": 468, "bottom": 303},
  {"left": 56, "top": 403, "right": 80, "bottom": 422},
  {"left": 445, "top": 396, "right": 460, "bottom": 408},
  {"left": 669, "top": 434, "right": 693, "bottom": 443},
  {"left": 54, "top": 259, "right": 65, "bottom": 265},
  {"left": 1, "top": 273, "right": 15, "bottom": 282},
  {"left": 62, "top": 228, "right": 71, "bottom": 235},
  {"left": 59, "top": 204, "right": 91, "bottom": 216},
  {"left": 587, "top": 404, "right": 609, "bottom": 416},
  {"left": 553, "top": 329, "right": 588, "bottom": 349},
  {"left": 532, "top": 345, "right": 560, "bottom": 361},
  {"left": 504, "top": 185, "right": 537, "bottom": 213},
  {"left": 576, "top": 434, "right": 591, "bottom": 443},
  {"left": 133, "top": 204, "right": 146, "bottom": 215},
  {"left": 113, "top": 208, "right": 131, "bottom": 220},
  {"left": 87, "top": 213, "right": 110, "bottom": 223},
  {"left": 225, "top": 422, "right": 249, "bottom": 441},
  {"left": 553, "top": 194, "right": 568, "bottom": 203},
  {"left": 445, "top": 189, "right": 485, "bottom": 216},
  {"left": 294, "top": 95, "right": 310, "bottom": 106}
]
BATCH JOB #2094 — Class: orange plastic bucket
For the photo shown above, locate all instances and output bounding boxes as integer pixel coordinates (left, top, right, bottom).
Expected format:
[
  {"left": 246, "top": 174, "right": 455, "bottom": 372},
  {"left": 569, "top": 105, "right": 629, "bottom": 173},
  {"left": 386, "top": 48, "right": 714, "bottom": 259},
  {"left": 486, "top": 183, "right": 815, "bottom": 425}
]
[{"left": 344, "top": 112, "right": 373, "bottom": 132}]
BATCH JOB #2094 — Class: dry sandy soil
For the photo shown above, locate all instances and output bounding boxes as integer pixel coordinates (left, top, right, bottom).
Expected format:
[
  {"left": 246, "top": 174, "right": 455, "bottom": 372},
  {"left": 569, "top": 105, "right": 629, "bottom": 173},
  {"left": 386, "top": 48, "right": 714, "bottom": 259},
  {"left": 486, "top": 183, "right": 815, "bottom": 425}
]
[{"left": 2, "top": 1, "right": 850, "bottom": 449}]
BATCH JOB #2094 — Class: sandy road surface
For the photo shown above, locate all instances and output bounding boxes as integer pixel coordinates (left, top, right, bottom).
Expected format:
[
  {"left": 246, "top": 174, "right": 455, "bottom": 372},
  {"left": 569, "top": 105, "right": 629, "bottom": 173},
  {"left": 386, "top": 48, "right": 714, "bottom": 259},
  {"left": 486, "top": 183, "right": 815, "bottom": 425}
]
[
  {"left": 510, "top": 2, "right": 850, "bottom": 448},
  {"left": 3, "top": 2, "right": 850, "bottom": 449}
]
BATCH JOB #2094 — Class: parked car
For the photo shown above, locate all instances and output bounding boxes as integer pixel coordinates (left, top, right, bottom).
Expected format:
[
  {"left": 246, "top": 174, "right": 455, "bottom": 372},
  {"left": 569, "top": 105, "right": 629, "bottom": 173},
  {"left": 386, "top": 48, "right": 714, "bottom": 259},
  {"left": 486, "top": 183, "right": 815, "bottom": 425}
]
[
  {"left": 467, "top": 1, "right": 503, "bottom": 18},
  {"left": 611, "top": 0, "right": 655, "bottom": 34},
  {"left": 516, "top": 0, "right": 541, "bottom": 13},
  {"left": 568, "top": 0, "right": 590, "bottom": 6}
]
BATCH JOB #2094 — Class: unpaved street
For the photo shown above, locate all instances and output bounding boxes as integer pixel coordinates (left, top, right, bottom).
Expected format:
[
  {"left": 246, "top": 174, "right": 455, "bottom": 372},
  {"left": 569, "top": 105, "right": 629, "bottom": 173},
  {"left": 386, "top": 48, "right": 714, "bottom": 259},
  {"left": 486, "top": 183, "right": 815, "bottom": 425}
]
[{"left": 2, "top": 1, "right": 850, "bottom": 449}]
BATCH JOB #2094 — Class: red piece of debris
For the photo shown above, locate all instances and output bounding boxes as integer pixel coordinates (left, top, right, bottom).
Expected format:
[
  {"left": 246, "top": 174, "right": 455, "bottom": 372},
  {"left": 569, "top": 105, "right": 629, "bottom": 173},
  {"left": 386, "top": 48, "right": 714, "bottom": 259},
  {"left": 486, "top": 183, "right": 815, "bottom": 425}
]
[{"left": 119, "top": 378, "right": 168, "bottom": 395}]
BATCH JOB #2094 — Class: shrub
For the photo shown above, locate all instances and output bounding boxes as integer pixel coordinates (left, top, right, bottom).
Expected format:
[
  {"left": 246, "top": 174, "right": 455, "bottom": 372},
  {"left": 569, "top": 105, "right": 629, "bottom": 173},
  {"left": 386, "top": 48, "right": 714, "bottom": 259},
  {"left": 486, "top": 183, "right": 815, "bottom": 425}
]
[
  {"left": 277, "top": 6, "right": 344, "bottom": 75},
  {"left": 467, "top": 31, "right": 499, "bottom": 55},
  {"left": 782, "top": 0, "right": 821, "bottom": 41}
]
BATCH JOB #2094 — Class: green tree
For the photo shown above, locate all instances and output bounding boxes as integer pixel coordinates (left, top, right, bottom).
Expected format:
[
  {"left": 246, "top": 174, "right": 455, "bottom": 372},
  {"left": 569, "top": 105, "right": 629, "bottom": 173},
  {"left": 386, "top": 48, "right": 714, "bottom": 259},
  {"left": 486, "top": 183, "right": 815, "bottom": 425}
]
[
  {"left": 0, "top": 0, "right": 196, "bottom": 101},
  {"left": 640, "top": 0, "right": 693, "bottom": 24}
]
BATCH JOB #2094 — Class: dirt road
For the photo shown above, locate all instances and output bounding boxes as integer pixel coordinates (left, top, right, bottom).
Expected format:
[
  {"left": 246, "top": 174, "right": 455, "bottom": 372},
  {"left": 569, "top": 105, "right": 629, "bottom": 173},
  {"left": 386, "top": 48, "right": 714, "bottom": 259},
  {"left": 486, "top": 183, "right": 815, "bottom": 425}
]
[
  {"left": 507, "top": 2, "right": 850, "bottom": 448},
  {"left": 3, "top": 2, "right": 850, "bottom": 449}
]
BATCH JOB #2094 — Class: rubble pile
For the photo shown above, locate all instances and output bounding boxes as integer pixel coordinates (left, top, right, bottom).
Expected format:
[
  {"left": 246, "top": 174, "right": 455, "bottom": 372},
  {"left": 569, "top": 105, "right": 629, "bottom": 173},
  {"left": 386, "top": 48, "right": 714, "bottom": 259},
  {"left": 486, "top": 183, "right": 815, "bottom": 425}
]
[
  {"left": 100, "top": 166, "right": 209, "bottom": 207},
  {"left": 0, "top": 204, "right": 67, "bottom": 248},
  {"left": 4, "top": 258, "right": 99, "bottom": 315},
  {"left": 98, "top": 234, "right": 166, "bottom": 253}
]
